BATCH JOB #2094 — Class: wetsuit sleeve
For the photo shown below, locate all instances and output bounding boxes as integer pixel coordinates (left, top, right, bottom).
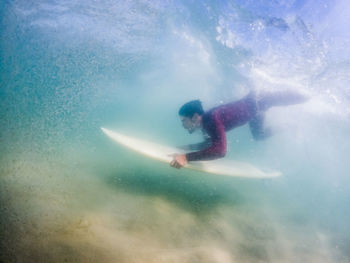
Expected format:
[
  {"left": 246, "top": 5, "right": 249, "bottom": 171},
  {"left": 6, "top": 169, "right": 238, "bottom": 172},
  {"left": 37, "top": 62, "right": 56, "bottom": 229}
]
[
  {"left": 185, "top": 111, "right": 227, "bottom": 161},
  {"left": 178, "top": 138, "right": 211, "bottom": 151}
]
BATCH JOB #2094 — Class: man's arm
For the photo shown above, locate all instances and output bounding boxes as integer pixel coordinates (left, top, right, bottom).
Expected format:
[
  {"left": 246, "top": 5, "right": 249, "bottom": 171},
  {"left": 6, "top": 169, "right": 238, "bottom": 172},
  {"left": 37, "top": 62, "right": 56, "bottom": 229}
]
[
  {"left": 185, "top": 111, "right": 227, "bottom": 161},
  {"left": 177, "top": 138, "right": 211, "bottom": 151}
]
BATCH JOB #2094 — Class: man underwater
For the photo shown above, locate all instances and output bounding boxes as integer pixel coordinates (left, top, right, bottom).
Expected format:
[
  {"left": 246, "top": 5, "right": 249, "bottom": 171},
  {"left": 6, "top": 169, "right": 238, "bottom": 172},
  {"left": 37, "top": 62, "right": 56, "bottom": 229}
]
[{"left": 170, "top": 90, "right": 308, "bottom": 169}]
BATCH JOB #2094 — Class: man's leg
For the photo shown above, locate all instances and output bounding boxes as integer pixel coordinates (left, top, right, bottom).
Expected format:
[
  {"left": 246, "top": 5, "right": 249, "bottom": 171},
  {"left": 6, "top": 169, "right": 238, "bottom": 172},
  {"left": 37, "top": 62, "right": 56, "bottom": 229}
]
[
  {"left": 249, "top": 89, "right": 308, "bottom": 140},
  {"left": 249, "top": 112, "right": 273, "bottom": 140},
  {"left": 256, "top": 89, "right": 308, "bottom": 111}
]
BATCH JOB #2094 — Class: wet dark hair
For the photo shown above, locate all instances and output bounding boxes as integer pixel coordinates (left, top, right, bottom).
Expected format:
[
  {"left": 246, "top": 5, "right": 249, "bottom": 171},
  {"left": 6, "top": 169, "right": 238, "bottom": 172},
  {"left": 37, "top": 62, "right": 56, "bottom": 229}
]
[{"left": 178, "top": 100, "right": 204, "bottom": 117}]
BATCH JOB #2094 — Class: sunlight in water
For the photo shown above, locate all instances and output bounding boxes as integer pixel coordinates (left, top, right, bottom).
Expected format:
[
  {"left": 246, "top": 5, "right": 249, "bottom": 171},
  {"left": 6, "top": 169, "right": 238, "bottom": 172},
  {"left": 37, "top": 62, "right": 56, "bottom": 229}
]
[{"left": 1, "top": 0, "right": 350, "bottom": 262}]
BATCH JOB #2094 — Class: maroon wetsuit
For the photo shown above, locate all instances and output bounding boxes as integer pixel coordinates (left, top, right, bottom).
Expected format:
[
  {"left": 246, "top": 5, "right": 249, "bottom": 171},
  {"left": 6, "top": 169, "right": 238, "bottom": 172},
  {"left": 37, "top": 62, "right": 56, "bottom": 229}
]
[{"left": 186, "top": 95, "right": 257, "bottom": 161}]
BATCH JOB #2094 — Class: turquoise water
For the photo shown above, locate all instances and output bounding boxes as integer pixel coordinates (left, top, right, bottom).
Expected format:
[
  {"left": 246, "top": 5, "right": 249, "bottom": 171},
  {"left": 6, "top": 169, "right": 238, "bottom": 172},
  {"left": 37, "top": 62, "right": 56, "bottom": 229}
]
[{"left": 1, "top": 0, "right": 350, "bottom": 262}]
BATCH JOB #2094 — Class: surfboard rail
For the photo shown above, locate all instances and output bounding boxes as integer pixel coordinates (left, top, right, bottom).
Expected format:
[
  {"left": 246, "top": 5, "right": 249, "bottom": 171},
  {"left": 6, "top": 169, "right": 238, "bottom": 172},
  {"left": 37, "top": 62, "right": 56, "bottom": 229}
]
[{"left": 101, "top": 127, "right": 282, "bottom": 179}]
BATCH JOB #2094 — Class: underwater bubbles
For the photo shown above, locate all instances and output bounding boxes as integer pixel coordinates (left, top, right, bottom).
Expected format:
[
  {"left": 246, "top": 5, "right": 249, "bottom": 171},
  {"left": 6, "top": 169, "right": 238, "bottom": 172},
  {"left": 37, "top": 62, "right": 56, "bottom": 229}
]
[{"left": 1, "top": 0, "right": 350, "bottom": 262}]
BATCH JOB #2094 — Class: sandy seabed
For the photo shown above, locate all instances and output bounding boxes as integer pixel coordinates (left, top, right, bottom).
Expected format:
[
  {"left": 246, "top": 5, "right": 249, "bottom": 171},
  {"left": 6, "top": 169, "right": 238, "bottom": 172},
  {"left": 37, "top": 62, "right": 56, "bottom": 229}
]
[{"left": 0, "top": 154, "right": 347, "bottom": 263}]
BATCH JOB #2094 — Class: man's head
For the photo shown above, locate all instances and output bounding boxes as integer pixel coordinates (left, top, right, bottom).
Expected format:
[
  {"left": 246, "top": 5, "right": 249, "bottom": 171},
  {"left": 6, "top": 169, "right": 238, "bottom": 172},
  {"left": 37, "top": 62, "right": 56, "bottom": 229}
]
[{"left": 178, "top": 100, "right": 204, "bottom": 134}]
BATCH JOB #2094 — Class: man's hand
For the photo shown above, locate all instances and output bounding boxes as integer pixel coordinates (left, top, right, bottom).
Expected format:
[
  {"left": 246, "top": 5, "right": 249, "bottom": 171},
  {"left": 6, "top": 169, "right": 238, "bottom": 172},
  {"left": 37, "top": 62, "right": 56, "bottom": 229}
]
[{"left": 170, "top": 154, "right": 188, "bottom": 169}]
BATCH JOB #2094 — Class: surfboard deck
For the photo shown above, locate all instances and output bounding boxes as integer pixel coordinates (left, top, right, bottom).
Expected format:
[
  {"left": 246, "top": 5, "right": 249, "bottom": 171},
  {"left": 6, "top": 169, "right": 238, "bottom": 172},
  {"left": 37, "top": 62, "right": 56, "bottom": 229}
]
[{"left": 101, "top": 127, "right": 281, "bottom": 178}]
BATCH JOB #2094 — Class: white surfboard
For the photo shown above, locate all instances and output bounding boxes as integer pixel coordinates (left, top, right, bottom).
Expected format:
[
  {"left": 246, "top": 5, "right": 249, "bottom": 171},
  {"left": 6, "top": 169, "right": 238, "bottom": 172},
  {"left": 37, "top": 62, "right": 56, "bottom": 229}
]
[{"left": 101, "top": 127, "right": 281, "bottom": 178}]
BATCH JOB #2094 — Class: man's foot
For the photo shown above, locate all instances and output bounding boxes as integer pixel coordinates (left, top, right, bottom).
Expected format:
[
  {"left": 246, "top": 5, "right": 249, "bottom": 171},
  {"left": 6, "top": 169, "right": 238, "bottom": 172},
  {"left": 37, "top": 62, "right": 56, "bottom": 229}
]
[{"left": 249, "top": 113, "right": 273, "bottom": 140}]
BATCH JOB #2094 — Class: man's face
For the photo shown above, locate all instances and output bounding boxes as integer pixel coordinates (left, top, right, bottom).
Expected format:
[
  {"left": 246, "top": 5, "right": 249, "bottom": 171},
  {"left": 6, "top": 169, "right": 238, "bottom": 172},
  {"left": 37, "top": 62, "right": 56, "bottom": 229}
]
[{"left": 180, "top": 115, "right": 199, "bottom": 134}]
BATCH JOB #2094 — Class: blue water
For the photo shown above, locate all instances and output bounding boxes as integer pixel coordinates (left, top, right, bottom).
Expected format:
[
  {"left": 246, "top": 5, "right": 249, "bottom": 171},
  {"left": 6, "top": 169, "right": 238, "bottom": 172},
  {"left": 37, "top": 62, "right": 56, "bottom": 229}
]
[{"left": 1, "top": 0, "right": 350, "bottom": 262}]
